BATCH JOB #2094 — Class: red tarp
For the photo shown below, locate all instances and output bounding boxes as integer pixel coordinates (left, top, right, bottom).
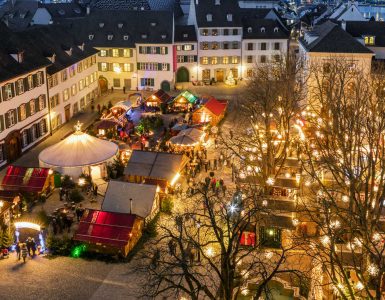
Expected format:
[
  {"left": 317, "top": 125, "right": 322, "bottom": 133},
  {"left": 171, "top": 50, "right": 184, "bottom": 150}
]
[
  {"left": 240, "top": 231, "right": 256, "bottom": 247},
  {"left": 1, "top": 166, "right": 50, "bottom": 193},
  {"left": 203, "top": 97, "right": 227, "bottom": 116},
  {"left": 74, "top": 209, "right": 137, "bottom": 247}
]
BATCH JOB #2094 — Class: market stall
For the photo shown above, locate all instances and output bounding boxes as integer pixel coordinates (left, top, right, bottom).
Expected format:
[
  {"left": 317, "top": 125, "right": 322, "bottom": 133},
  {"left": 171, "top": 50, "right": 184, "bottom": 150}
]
[
  {"left": 169, "top": 128, "right": 205, "bottom": 148},
  {"left": 169, "top": 91, "right": 198, "bottom": 112},
  {"left": 145, "top": 89, "right": 172, "bottom": 107},
  {"left": 192, "top": 96, "right": 227, "bottom": 126},
  {"left": 39, "top": 122, "right": 119, "bottom": 180}
]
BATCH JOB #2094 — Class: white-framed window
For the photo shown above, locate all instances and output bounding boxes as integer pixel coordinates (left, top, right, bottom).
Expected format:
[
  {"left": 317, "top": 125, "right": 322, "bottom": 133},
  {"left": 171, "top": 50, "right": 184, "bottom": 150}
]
[
  {"left": 101, "top": 63, "right": 107, "bottom": 72},
  {"left": 19, "top": 104, "right": 26, "bottom": 121},
  {"left": 22, "top": 130, "right": 28, "bottom": 148},
  {"left": 4, "top": 84, "right": 13, "bottom": 100},
  {"left": 223, "top": 56, "right": 229, "bottom": 64},
  {"left": 211, "top": 57, "right": 218, "bottom": 64},
  {"left": 63, "top": 89, "right": 69, "bottom": 101},
  {"left": 39, "top": 95, "right": 46, "bottom": 110},
  {"left": 40, "top": 119, "right": 47, "bottom": 136},
  {"left": 71, "top": 84, "right": 77, "bottom": 96},
  {"left": 187, "top": 56, "right": 195, "bottom": 63},
  {"left": 184, "top": 45, "right": 192, "bottom": 51},
  {"left": 69, "top": 66, "right": 76, "bottom": 77},
  {"left": 123, "top": 49, "right": 131, "bottom": 57},
  {"left": 100, "top": 49, "right": 107, "bottom": 57},
  {"left": 30, "top": 99, "right": 36, "bottom": 114},
  {"left": 50, "top": 94, "right": 60, "bottom": 108},
  {"left": 202, "top": 57, "right": 208, "bottom": 65},
  {"left": 79, "top": 79, "right": 84, "bottom": 91},
  {"left": 62, "top": 70, "right": 68, "bottom": 81},
  {"left": 112, "top": 49, "right": 119, "bottom": 57},
  {"left": 123, "top": 63, "right": 131, "bottom": 72},
  {"left": 160, "top": 47, "right": 167, "bottom": 55},
  {"left": 17, "top": 79, "right": 24, "bottom": 94},
  {"left": 7, "top": 110, "right": 16, "bottom": 127},
  {"left": 37, "top": 72, "right": 43, "bottom": 86},
  {"left": 85, "top": 76, "right": 90, "bottom": 86},
  {"left": 140, "top": 78, "right": 154, "bottom": 86},
  {"left": 232, "top": 56, "right": 239, "bottom": 64},
  {"left": 161, "top": 63, "right": 169, "bottom": 71},
  {"left": 27, "top": 75, "right": 33, "bottom": 90}
]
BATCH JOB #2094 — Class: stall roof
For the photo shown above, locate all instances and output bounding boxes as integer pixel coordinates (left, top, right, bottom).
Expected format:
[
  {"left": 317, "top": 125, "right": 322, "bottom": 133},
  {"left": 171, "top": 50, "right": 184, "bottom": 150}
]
[
  {"left": 169, "top": 128, "right": 204, "bottom": 146},
  {"left": 173, "top": 91, "right": 198, "bottom": 104},
  {"left": 74, "top": 209, "right": 139, "bottom": 247},
  {"left": 146, "top": 89, "right": 172, "bottom": 103},
  {"left": 1, "top": 166, "right": 50, "bottom": 193},
  {"left": 124, "top": 151, "right": 188, "bottom": 182},
  {"left": 102, "top": 181, "right": 157, "bottom": 218},
  {"left": 112, "top": 100, "right": 132, "bottom": 111},
  {"left": 201, "top": 97, "right": 227, "bottom": 116},
  {"left": 0, "top": 190, "right": 20, "bottom": 202}
]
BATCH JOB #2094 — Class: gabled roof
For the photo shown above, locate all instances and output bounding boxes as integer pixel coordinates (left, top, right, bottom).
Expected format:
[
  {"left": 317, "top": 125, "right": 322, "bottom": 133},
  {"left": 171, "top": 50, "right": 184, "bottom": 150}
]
[
  {"left": 200, "top": 97, "right": 227, "bottom": 116},
  {"left": 345, "top": 21, "right": 385, "bottom": 47},
  {"left": 147, "top": 89, "right": 172, "bottom": 103},
  {"left": 174, "top": 25, "right": 197, "bottom": 42},
  {"left": 299, "top": 21, "right": 373, "bottom": 54},
  {"left": 195, "top": 0, "right": 242, "bottom": 28},
  {"left": 90, "top": 0, "right": 150, "bottom": 10},
  {"left": 40, "top": 3, "right": 86, "bottom": 20},
  {"left": 242, "top": 19, "right": 289, "bottom": 39},
  {"left": 1, "top": 166, "right": 50, "bottom": 193},
  {"left": 74, "top": 209, "right": 140, "bottom": 247}
]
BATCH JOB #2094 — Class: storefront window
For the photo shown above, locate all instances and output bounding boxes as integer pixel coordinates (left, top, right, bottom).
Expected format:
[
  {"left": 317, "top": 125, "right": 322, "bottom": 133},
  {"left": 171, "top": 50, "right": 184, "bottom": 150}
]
[{"left": 259, "top": 227, "right": 282, "bottom": 248}]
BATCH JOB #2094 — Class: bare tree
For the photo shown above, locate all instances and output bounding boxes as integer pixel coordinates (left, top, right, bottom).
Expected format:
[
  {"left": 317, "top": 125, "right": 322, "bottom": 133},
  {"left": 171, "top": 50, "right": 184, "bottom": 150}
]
[{"left": 300, "top": 59, "right": 385, "bottom": 299}]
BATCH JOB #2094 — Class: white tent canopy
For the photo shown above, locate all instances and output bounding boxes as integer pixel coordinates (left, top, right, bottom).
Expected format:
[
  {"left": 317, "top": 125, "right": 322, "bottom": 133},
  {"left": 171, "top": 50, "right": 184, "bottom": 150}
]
[
  {"left": 169, "top": 128, "right": 204, "bottom": 146},
  {"left": 112, "top": 100, "right": 132, "bottom": 111}
]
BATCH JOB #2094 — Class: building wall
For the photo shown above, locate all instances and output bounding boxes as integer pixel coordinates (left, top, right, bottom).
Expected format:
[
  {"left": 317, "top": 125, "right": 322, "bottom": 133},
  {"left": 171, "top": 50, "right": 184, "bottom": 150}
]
[
  {"left": 174, "top": 42, "right": 199, "bottom": 83},
  {"left": 0, "top": 67, "right": 49, "bottom": 167},
  {"left": 48, "top": 54, "right": 99, "bottom": 132}
]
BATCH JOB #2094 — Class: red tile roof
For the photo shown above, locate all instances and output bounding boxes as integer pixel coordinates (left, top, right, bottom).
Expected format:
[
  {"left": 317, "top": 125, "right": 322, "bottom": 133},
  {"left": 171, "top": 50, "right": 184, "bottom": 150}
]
[
  {"left": 74, "top": 209, "right": 138, "bottom": 247},
  {"left": 1, "top": 166, "right": 50, "bottom": 193},
  {"left": 203, "top": 97, "right": 227, "bottom": 116}
]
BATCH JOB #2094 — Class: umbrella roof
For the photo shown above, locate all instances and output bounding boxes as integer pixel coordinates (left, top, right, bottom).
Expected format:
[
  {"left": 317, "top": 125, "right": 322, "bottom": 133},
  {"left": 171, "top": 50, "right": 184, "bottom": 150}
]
[
  {"left": 39, "top": 129, "right": 118, "bottom": 168},
  {"left": 170, "top": 128, "right": 204, "bottom": 146}
]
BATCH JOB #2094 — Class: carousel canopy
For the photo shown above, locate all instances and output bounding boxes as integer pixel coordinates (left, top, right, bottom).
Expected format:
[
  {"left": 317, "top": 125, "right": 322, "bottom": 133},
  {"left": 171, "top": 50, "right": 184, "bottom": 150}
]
[
  {"left": 112, "top": 100, "right": 132, "bottom": 111},
  {"left": 173, "top": 91, "right": 198, "bottom": 104},
  {"left": 39, "top": 122, "right": 118, "bottom": 168},
  {"left": 169, "top": 128, "right": 204, "bottom": 146}
]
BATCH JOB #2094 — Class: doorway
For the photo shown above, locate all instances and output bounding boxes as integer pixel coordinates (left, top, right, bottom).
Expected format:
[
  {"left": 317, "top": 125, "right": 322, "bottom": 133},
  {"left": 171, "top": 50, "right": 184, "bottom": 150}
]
[
  {"left": 90, "top": 165, "right": 102, "bottom": 180},
  {"left": 124, "top": 79, "right": 131, "bottom": 90},
  {"left": 161, "top": 80, "right": 171, "bottom": 91},
  {"left": 176, "top": 67, "right": 189, "bottom": 83},
  {"left": 216, "top": 69, "right": 224, "bottom": 82},
  {"left": 98, "top": 76, "right": 108, "bottom": 93},
  {"left": 64, "top": 105, "right": 71, "bottom": 122},
  {"left": 5, "top": 131, "right": 21, "bottom": 162}
]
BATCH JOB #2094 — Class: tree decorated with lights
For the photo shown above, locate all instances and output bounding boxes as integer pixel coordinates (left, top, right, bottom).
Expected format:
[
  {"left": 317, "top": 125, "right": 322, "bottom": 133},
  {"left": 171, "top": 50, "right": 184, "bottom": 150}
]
[{"left": 299, "top": 59, "right": 385, "bottom": 299}]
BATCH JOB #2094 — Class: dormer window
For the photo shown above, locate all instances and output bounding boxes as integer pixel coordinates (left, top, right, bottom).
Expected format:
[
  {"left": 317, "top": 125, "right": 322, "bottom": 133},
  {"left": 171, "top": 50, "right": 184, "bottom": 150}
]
[
  {"left": 89, "top": 34, "right": 94, "bottom": 40},
  {"left": 58, "top": 9, "right": 65, "bottom": 16},
  {"left": 247, "top": 27, "right": 252, "bottom": 33},
  {"left": 150, "top": 22, "right": 157, "bottom": 27},
  {"left": 206, "top": 14, "right": 212, "bottom": 22},
  {"left": 274, "top": 27, "right": 279, "bottom": 33},
  {"left": 65, "top": 48, "right": 72, "bottom": 56},
  {"left": 141, "top": 34, "right": 147, "bottom": 39},
  {"left": 261, "top": 27, "right": 265, "bottom": 33},
  {"left": 78, "top": 43, "right": 85, "bottom": 51},
  {"left": 118, "top": 23, "right": 123, "bottom": 29},
  {"left": 226, "top": 14, "right": 232, "bottom": 22},
  {"left": 215, "top": 0, "right": 220, "bottom": 4},
  {"left": 161, "top": 34, "right": 167, "bottom": 39},
  {"left": 10, "top": 51, "right": 24, "bottom": 63},
  {"left": 183, "top": 33, "right": 188, "bottom": 38},
  {"left": 364, "top": 36, "right": 375, "bottom": 45},
  {"left": 107, "top": 34, "right": 113, "bottom": 40},
  {"left": 140, "top": 6, "right": 145, "bottom": 10},
  {"left": 123, "top": 35, "right": 129, "bottom": 40},
  {"left": 48, "top": 53, "right": 56, "bottom": 63},
  {"left": 99, "top": 22, "right": 104, "bottom": 28}
]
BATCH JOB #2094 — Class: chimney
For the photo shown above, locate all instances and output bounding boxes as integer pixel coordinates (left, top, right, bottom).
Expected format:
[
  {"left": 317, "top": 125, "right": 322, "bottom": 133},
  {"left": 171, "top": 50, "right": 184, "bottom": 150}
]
[
  {"left": 341, "top": 19, "right": 346, "bottom": 31},
  {"left": 86, "top": 5, "right": 90, "bottom": 15},
  {"left": 129, "top": 198, "right": 133, "bottom": 214}
]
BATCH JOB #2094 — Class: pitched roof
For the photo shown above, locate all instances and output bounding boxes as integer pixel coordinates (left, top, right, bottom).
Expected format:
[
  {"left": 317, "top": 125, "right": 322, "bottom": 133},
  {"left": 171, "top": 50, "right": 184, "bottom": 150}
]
[
  {"left": 174, "top": 25, "right": 197, "bottom": 42},
  {"left": 242, "top": 19, "right": 289, "bottom": 39},
  {"left": 102, "top": 181, "right": 157, "bottom": 218},
  {"left": 194, "top": 0, "right": 242, "bottom": 28},
  {"left": 201, "top": 97, "right": 227, "bottom": 116},
  {"left": 40, "top": 3, "right": 86, "bottom": 20},
  {"left": 1, "top": 166, "right": 50, "bottom": 193},
  {"left": 300, "top": 21, "right": 373, "bottom": 54},
  {"left": 146, "top": 89, "right": 172, "bottom": 103},
  {"left": 90, "top": 0, "right": 150, "bottom": 10},
  {"left": 345, "top": 21, "right": 385, "bottom": 47},
  {"left": 67, "top": 10, "right": 173, "bottom": 47},
  {"left": 74, "top": 209, "right": 140, "bottom": 247}
]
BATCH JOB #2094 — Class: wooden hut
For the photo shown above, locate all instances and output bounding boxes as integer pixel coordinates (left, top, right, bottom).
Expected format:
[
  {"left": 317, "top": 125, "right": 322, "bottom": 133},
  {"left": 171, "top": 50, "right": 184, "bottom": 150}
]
[
  {"left": 145, "top": 89, "right": 172, "bottom": 107},
  {"left": 192, "top": 97, "right": 227, "bottom": 126},
  {"left": 170, "top": 91, "right": 198, "bottom": 111}
]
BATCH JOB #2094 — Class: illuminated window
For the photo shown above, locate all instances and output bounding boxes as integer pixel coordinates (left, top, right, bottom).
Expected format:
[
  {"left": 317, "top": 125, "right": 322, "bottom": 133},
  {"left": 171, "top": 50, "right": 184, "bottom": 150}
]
[
  {"left": 364, "top": 36, "right": 375, "bottom": 45},
  {"left": 100, "top": 50, "right": 107, "bottom": 57},
  {"left": 112, "top": 49, "right": 119, "bottom": 57},
  {"left": 231, "top": 56, "right": 238, "bottom": 64},
  {"left": 222, "top": 57, "right": 229, "bottom": 64},
  {"left": 211, "top": 57, "right": 218, "bottom": 64},
  {"left": 202, "top": 57, "right": 209, "bottom": 65}
]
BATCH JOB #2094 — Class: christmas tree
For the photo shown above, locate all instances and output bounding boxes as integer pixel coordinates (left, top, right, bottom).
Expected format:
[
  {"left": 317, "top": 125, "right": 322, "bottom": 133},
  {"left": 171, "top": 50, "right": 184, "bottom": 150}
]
[{"left": 225, "top": 70, "right": 236, "bottom": 86}]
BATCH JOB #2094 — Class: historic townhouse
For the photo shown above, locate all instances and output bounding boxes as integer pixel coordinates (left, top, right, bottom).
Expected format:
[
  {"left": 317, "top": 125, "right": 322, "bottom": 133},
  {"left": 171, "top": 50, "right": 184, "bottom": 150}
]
[
  {"left": 17, "top": 26, "right": 99, "bottom": 133},
  {"left": 0, "top": 25, "right": 50, "bottom": 166}
]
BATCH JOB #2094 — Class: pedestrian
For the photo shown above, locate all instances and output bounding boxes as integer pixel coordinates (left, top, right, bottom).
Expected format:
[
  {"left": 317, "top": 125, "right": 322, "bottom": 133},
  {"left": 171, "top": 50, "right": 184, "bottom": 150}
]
[
  {"left": 59, "top": 188, "right": 64, "bottom": 201},
  {"left": 26, "top": 237, "right": 32, "bottom": 256},
  {"left": 230, "top": 129, "right": 234, "bottom": 139},
  {"left": 204, "top": 159, "right": 208, "bottom": 172},
  {"left": 222, "top": 184, "right": 227, "bottom": 195},
  {"left": 76, "top": 204, "right": 83, "bottom": 222},
  {"left": 66, "top": 216, "right": 73, "bottom": 232},
  {"left": 16, "top": 242, "right": 21, "bottom": 260},
  {"left": 214, "top": 159, "right": 217, "bottom": 170},
  {"left": 93, "top": 184, "right": 98, "bottom": 196},
  {"left": 31, "top": 238, "right": 36, "bottom": 257},
  {"left": 21, "top": 244, "right": 28, "bottom": 263},
  {"left": 111, "top": 86, "right": 114, "bottom": 93},
  {"left": 52, "top": 218, "right": 58, "bottom": 235},
  {"left": 123, "top": 86, "right": 126, "bottom": 94},
  {"left": 65, "top": 189, "right": 69, "bottom": 201},
  {"left": 215, "top": 180, "right": 220, "bottom": 196},
  {"left": 97, "top": 104, "right": 101, "bottom": 114}
]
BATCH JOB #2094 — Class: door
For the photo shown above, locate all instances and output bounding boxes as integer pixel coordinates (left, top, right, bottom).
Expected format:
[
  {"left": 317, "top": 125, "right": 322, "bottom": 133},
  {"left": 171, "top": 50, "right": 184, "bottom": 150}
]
[
  {"left": 90, "top": 165, "right": 102, "bottom": 180},
  {"left": 5, "top": 131, "right": 22, "bottom": 162},
  {"left": 124, "top": 79, "right": 131, "bottom": 90},
  {"left": 64, "top": 105, "right": 71, "bottom": 122},
  {"left": 98, "top": 76, "right": 108, "bottom": 93},
  {"left": 216, "top": 69, "right": 224, "bottom": 82},
  {"left": 161, "top": 81, "right": 171, "bottom": 91},
  {"left": 176, "top": 67, "right": 189, "bottom": 82}
]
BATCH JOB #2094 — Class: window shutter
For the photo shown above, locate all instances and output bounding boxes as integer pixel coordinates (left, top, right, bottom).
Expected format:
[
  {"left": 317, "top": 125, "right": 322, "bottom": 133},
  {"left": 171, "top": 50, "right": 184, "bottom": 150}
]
[
  {"left": 17, "top": 106, "right": 21, "bottom": 121},
  {"left": 26, "top": 102, "right": 31, "bottom": 117},
  {"left": 191, "top": 45, "right": 194, "bottom": 50},
  {"left": 167, "top": 64, "right": 170, "bottom": 71},
  {"left": 39, "top": 71, "right": 45, "bottom": 84},
  {"left": 131, "top": 63, "right": 134, "bottom": 71},
  {"left": 11, "top": 83, "right": 15, "bottom": 98},
  {"left": 1, "top": 87, "right": 5, "bottom": 101},
  {"left": 194, "top": 55, "right": 198, "bottom": 62},
  {"left": 139, "top": 46, "right": 142, "bottom": 54},
  {"left": 156, "top": 47, "right": 160, "bottom": 54},
  {"left": 130, "top": 49, "right": 133, "bottom": 57},
  {"left": 32, "top": 74, "right": 38, "bottom": 87},
  {"left": 0, "top": 115, "right": 4, "bottom": 132},
  {"left": 137, "top": 63, "right": 140, "bottom": 70},
  {"left": 35, "top": 123, "right": 40, "bottom": 138},
  {"left": 27, "top": 128, "right": 32, "bottom": 144},
  {"left": 23, "top": 77, "right": 29, "bottom": 91},
  {"left": 165, "top": 47, "right": 168, "bottom": 54},
  {"left": 13, "top": 109, "right": 17, "bottom": 124},
  {"left": 4, "top": 113, "right": 9, "bottom": 128},
  {"left": 98, "top": 63, "right": 102, "bottom": 71},
  {"left": 158, "top": 63, "right": 162, "bottom": 71},
  {"left": 119, "top": 49, "right": 124, "bottom": 57},
  {"left": 108, "top": 49, "right": 113, "bottom": 57},
  {"left": 35, "top": 98, "right": 40, "bottom": 112}
]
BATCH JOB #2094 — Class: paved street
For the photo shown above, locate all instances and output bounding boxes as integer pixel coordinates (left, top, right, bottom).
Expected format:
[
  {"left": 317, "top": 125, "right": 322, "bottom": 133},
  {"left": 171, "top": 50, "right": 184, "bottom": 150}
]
[{"left": 0, "top": 254, "right": 147, "bottom": 300}]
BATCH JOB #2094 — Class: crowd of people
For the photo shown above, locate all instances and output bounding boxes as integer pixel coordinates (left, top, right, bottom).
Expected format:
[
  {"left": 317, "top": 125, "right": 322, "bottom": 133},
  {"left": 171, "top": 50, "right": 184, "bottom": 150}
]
[{"left": 15, "top": 237, "right": 38, "bottom": 263}]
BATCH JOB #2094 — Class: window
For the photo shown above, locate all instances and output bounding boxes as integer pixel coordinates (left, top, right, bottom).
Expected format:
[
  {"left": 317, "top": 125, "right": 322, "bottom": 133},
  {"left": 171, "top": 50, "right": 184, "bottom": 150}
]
[
  {"left": 202, "top": 69, "right": 210, "bottom": 80},
  {"left": 160, "top": 47, "right": 167, "bottom": 55},
  {"left": 7, "top": 110, "right": 16, "bottom": 127},
  {"left": 112, "top": 63, "right": 120, "bottom": 72},
  {"left": 223, "top": 56, "right": 229, "bottom": 64},
  {"left": 100, "top": 49, "right": 107, "bottom": 57},
  {"left": 247, "top": 56, "right": 253, "bottom": 63},
  {"left": 212, "top": 29, "right": 218, "bottom": 36},
  {"left": 19, "top": 104, "right": 26, "bottom": 121},
  {"left": 247, "top": 27, "right": 252, "bottom": 33},
  {"left": 71, "top": 84, "right": 77, "bottom": 96},
  {"left": 260, "top": 227, "right": 282, "bottom": 248},
  {"left": 17, "top": 79, "right": 24, "bottom": 94},
  {"left": 187, "top": 55, "right": 196, "bottom": 63},
  {"left": 273, "top": 54, "right": 280, "bottom": 62},
  {"left": 212, "top": 42, "right": 219, "bottom": 50},
  {"left": 39, "top": 95, "right": 46, "bottom": 110},
  {"left": 101, "top": 63, "right": 107, "bottom": 72},
  {"left": 85, "top": 76, "right": 90, "bottom": 86},
  {"left": 62, "top": 70, "right": 68, "bottom": 81},
  {"left": 274, "top": 27, "right": 279, "bottom": 33},
  {"left": 69, "top": 66, "right": 75, "bottom": 77},
  {"left": 73, "top": 102, "right": 79, "bottom": 115},
  {"left": 161, "top": 63, "right": 169, "bottom": 71},
  {"left": 261, "top": 27, "right": 265, "bottom": 33},
  {"left": 260, "top": 55, "right": 267, "bottom": 63},
  {"left": 176, "top": 45, "right": 182, "bottom": 51},
  {"left": 112, "top": 49, "right": 119, "bottom": 57},
  {"left": 37, "top": 72, "right": 43, "bottom": 85},
  {"left": 31, "top": 125, "right": 37, "bottom": 141},
  {"left": 247, "top": 69, "right": 254, "bottom": 77},
  {"left": 223, "top": 42, "right": 229, "bottom": 50},
  {"left": 274, "top": 42, "right": 280, "bottom": 50},
  {"left": 141, "top": 78, "right": 154, "bottom": 86},
  {"left": 364, "top": 36, "right": 375, "bottom": 45},
  {"left": 202, "top": 42, "right": 209, "bottom": 50},
  {"left": 177, "top": 55, "right": 184, "bottom": 63},
  {"left": 247, "top": 43, "right": 253, "bottom": 51},
  {"left": 0, "top": 145, "right": 4, "bottom": 161},
  {"left": 50, "top": 94, "right": 60, "bottom": 108},
  {"left": 202, "top": 57, "right": 209, "bottom": 65},
  {"left": 206, "top": 14, "right": 212, "bottom": 22},
  {"left": 123, "top": 63, "right": 131, "bottom": 72},
  {"left": 260, "top": 43, "right": 267, "bottom": 50},
  {"left": 201, "top": 29, "right": 209, "bottom": 36},
  {"left": 183, "top": 45, "right": 192, "bottom": 51},
  {"left": 4, "top": 84, "right": 13, "bottom": 100},
  {"left": 77, "top": 62, "right": 83, "bottom": 73},
  {"left": 227, "top": 14, "right": 232, "bottom": 22},
  {"left": 30, "top": 99, "right": 36, "bottom": 114},
  {"left": 211, "top": 57, "right": 218, "bottom": 64},
  {"left": 27, "top": 75, "right": 33, "bottom": 90},
  {"left": 223, "top": 29, "right": 229, "bottom": 36},
  {"left": 123, "top": 49, "right": 131, "bottom": 57},
  {"left": 39, "top": 119, "right": 46, "bottom": 136},
  {"left": 63, "top": 89, "right": 69, "bottom": 101},
  {"left": 232, "top": 42, "right": 239, "bottom": 49},
  {"left": 231, "top": 56, "right": 239, "bottom": 64},
  {"left": 22, "top": 130, "right": 28, "bottom": 148},
  {"left": 233, "top": 29, "right": 238, "bottom": 35},
  {"left": 107, "top": 35, "right": 113, "bottom": 40},
  {"left": 79, "top": 79, "right": 84, "bottom": 91},
  {"left": 113, "top": 78, "right": 121, "bottom": 87}
]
